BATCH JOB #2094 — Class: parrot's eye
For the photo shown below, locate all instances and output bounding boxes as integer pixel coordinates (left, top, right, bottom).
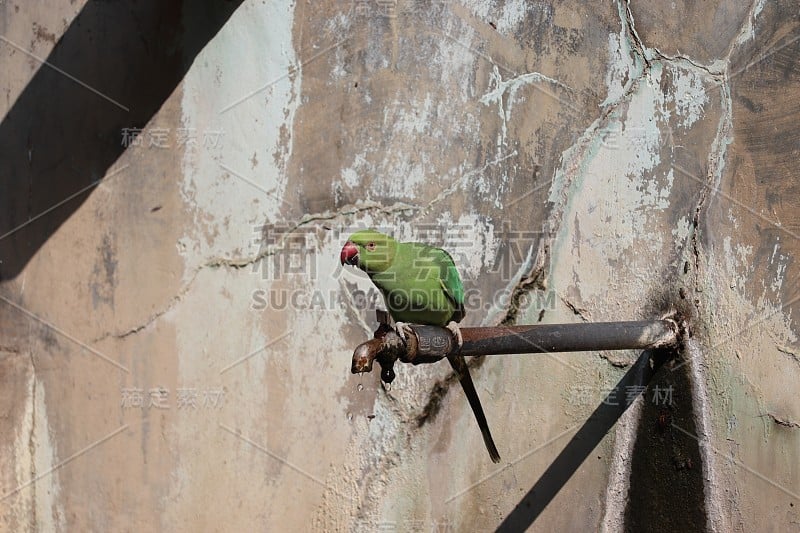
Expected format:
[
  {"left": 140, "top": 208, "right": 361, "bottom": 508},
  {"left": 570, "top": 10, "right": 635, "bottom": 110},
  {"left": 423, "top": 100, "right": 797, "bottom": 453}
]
[{"left": 366, "top": 242, "right": 376, "bottom": 252}]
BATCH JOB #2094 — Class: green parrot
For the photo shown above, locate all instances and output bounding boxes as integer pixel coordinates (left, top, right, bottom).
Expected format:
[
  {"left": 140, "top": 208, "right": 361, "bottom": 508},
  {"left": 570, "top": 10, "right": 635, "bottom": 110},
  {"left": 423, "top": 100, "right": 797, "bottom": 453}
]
[{"left": 340, "top": 229, "right": 501, "bottom": 463}]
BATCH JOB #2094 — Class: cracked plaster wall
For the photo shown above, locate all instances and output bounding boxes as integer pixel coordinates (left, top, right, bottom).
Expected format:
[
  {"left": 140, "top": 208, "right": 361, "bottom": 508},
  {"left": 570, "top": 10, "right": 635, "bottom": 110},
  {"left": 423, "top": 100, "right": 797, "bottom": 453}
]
[{"left": 0, "top": 0, "right": 798, "bottom": 531}]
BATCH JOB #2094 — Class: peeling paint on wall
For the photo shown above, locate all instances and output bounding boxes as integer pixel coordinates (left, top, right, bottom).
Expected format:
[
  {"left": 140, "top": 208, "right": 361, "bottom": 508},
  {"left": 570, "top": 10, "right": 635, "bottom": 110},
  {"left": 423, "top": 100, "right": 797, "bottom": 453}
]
[{"left": 8, "top": 373, "right": 64, "bottom": 532}]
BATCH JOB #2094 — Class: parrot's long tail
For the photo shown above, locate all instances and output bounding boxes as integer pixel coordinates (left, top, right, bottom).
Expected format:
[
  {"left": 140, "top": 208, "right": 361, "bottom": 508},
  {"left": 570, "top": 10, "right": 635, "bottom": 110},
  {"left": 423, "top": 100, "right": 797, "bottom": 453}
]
[{"left": 447, "top": 354, "right": 501, "bottom": 463}]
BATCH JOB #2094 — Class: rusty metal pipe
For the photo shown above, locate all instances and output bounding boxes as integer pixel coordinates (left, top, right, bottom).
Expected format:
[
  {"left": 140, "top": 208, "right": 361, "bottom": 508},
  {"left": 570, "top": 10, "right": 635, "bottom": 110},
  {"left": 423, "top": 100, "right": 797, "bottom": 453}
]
[
  {"left": 458, "top": 320, "right": 678, "bottom": 357},
  {"left": 351, "top": 313, "right": 678, "bottom": 382}
]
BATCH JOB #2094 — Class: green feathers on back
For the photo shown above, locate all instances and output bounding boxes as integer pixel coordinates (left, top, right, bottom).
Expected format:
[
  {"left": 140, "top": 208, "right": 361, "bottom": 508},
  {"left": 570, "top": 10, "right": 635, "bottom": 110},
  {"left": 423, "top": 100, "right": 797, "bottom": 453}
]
[{"left": 345, "top": 230, "right": 465, "bottom": 326}]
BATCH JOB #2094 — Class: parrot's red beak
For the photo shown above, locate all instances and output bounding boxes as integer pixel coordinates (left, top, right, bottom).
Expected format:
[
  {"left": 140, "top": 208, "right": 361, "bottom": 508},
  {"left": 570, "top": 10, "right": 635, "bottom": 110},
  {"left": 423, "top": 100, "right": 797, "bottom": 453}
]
[{"left": 340, "top": 241, "right": 359, "bottom": 266}]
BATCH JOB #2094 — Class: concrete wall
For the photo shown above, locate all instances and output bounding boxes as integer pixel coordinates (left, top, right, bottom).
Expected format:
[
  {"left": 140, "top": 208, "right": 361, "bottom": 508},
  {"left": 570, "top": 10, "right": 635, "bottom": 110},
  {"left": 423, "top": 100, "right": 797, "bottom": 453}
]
[{"left": 1, "top": 0, "right": 797, "bottom": 531}]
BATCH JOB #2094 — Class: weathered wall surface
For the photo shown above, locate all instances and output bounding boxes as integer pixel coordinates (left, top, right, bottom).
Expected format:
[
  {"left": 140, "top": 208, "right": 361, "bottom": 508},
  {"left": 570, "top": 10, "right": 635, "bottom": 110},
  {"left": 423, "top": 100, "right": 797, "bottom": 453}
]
[{"left": 0, "top": 0, "right": 797, "bottom": 531}]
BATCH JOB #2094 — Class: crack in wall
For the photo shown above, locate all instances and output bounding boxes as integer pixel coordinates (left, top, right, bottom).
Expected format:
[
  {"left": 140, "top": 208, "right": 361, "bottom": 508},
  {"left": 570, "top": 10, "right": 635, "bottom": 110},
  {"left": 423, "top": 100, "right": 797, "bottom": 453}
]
[
  {"left": 480, "top": 65, "right": 573, "bottom": 148},
  {"left": 762, "top": 412, "right": 800, "bottom": 430},
  {"left": 651, "top": 50, "right": 726, "bottom": 79},
  {"left": 208, "top": 149, "right": 519, "bottom": 273},
  {"left": 559, "top": 295, "right": 590, "bottom": 322},
  {"left": 89, "top": 266, "right": 203, "bottom": 343},
  {"left": 688, "top": 76, "right": 733, "bottom": 297},
  {"left": 422, "top": 151, "right": 518, "bottom": 214},
  {"left": 205, "top": 201, "right": 421, "bottom": 270},
  {"left": 497, "top": 241, "right": 549, "bottom": 327},
  {"left": 679, "top": 27, "right": 740, "bottom": 533},
  {"left": 774, "top": 343, "right": 800, "bottom": 367},
  {"left": 91, "top": 201, "right": 421, "bottom": 343},
  {"left": 621, "top": 0, "right": 653, "bottom": 69}
]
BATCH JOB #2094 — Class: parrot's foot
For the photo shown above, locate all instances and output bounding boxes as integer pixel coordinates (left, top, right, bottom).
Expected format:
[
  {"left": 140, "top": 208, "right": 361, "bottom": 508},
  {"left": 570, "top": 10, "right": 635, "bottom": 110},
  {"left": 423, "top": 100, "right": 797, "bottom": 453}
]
[
  {"left": 394, "top": 322, "right": 414, "bottom": 344},
  {"left": 446, "top": 321, "right": 463, "bottom": 348}
]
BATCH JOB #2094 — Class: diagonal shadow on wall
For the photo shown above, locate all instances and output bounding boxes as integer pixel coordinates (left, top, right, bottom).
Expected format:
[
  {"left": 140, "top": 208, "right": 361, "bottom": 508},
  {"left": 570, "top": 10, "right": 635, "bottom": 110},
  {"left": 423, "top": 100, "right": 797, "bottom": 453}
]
[
  {"left": 495, "top": 347, "right": 674, "bottom": 532},
  {"left": 0, "top": 0, "right": 244, "bottom": 281}
]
